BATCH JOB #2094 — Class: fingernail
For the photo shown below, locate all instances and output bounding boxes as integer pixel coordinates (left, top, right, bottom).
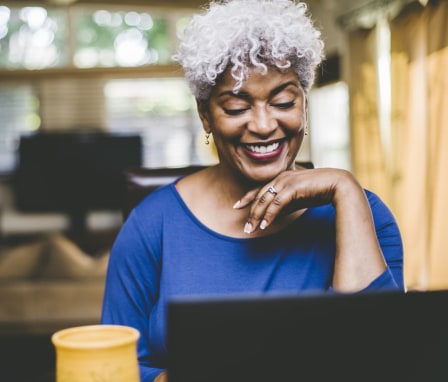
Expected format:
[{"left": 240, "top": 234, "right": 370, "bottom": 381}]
[
  {"left": 244, "top": 222, "right": 253, "bottom": 234},
  {"left": 233, "top": 200, "right": 241, "bottom": 209},
  {"left": 260, "top": 220, "right": 267, "bottom": 230}
]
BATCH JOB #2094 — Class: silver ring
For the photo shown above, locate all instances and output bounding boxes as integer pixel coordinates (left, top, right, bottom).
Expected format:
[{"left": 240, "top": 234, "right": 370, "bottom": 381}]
[{"left": 267, "top": 185, "right": 277, "bottom": 196}]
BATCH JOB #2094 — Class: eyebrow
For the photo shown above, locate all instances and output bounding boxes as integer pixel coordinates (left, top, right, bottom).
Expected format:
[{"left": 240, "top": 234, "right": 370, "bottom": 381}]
[{"left": 218, "top": 81, "right": 300, "bottom": 100}]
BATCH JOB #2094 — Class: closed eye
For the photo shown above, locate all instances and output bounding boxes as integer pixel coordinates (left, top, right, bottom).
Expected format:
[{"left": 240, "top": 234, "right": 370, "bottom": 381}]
[
  {"left": 272, "top": 101, "right": 295, "bottom": 109},
  {"left": 223, "top": 108, "right": 249, "bottom": 116}
]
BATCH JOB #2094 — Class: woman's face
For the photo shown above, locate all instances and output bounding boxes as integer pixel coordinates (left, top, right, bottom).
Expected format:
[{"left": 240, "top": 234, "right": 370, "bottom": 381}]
[{"left": 198, "top": 65, "right": 307, "bottom": 184}]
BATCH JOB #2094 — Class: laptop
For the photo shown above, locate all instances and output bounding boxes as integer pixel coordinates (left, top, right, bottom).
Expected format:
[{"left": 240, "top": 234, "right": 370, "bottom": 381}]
[{"left": 167, "top": 290, "right": 448, "bottom": 382}]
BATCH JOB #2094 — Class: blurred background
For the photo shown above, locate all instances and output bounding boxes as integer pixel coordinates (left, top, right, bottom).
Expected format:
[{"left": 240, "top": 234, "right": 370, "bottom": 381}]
[
  {"left": 1, "top": 0, "right": 447, "bottom": 380},
  {"left": 1, "top": 0, "right": 447, "bottom": 289}
]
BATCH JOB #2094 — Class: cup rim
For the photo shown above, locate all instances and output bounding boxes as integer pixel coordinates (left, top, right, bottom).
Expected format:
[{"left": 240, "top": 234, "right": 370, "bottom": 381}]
[{"left": 52, "top": 324, "right": 140, "bottom": 350}]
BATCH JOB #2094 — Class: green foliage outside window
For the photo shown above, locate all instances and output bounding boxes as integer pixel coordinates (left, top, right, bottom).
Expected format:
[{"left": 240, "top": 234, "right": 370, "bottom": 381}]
[
  {"left": 74, "top": 9, "right": 171, "bottom": 67},
  {"left": 0, "top": 5, "right": 173, "bottom": 69},
  {"left": 0, "top": 6, "right": 67, "bottom": 69}
]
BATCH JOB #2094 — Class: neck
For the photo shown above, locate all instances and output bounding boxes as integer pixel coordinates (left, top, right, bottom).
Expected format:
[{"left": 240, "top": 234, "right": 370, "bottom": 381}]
[{"left": 208, "top": 164, "right": 261, "bottom": 201}]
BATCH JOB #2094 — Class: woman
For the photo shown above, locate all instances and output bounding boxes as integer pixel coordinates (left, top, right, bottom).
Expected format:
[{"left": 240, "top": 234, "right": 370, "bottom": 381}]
[{"left": 101, "top": 1, "right": 404, "bottom": 381}]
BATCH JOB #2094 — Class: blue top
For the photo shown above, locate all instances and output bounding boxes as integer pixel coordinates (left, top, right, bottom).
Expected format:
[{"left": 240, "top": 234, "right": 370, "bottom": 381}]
[{"left": 101, "top": 182, "right": 404, "bottom": 382}]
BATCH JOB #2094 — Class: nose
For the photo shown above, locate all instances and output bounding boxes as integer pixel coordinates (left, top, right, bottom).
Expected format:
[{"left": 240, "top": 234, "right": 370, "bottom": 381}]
[{"left": 247, "top": 106, "right": 277, "bottom": 136}]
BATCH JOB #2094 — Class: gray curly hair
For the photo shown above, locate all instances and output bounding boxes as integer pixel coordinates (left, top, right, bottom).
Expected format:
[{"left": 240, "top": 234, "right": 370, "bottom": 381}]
[{"left": 173, "top": 0, "right": 325, "bottom": 101}]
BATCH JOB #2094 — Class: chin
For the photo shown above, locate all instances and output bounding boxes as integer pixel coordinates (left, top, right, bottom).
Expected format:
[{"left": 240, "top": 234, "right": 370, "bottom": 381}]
[{"left": 241, "top": 163, "right": 288, "bottom": 184}]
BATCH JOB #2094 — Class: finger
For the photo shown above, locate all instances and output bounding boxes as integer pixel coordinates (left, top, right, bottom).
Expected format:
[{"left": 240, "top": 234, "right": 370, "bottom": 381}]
[
  {"left": 258, "top": 192, "right": 283, "bottom": 230},
  {"left": 233, "top": 188, "right": 261, "bottom": 209},
  {"left": 245, "top": 184, "right": 284, "bottom": 233}
]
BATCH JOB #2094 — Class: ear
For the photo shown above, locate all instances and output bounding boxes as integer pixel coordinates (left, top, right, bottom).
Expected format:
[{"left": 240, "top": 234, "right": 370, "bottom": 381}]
[
  {"left": 196, "top": 99, "right": 211, "bottom": 133},
  {"left": 305, "top": 97, "right": 309, "bottom": 122},
  {"left": 302, "top": 95, "right": 309, "bottom": 125}
]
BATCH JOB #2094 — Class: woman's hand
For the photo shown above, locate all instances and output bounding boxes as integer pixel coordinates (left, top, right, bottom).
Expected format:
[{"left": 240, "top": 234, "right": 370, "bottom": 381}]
[
  {"left": 154, "top": 371, "right": 168, "bottom": 382},
  {"left": 234, "top": 167, "right": 387, "bottom": 292},
  {"left": 234, "top": 167, "right": 351, "bottom": 233}
]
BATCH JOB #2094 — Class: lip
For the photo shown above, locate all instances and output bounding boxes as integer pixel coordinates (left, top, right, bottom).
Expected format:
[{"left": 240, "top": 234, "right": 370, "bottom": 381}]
[{"left": 241, "top": 139, "right": 286, "bottom": 161}]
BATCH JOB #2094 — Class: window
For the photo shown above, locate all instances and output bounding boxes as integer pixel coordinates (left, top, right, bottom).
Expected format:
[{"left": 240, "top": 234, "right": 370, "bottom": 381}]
[
  {"left": 0, "top": 6, "right": 67, "bottom": 69},
  {"left": 0, "top": 85, "right": 40, "bottom": 174},
  {"left": 0, "top": 5, "right": 178, "bottom": 69},
  {"left": 0, "top": 4, "right": 199, "bottom": 174},
  {"left": 73, "top": 9, "right": 172, "bottom": 68},
  {"left": 105, "top": 78, "right": 216, "bottom": 168},
  {"left": 309, "top": 82, "right": 351, "bottom": 170}
]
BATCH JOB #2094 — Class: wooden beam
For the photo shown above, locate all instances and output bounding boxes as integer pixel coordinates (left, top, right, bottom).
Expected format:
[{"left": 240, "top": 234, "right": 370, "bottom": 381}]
[
  {"left": 0, "top": 64, "right": 185, "bottom": 81},
  {"left": 3, "top": 0, "right": 209, "bottom": 9}
]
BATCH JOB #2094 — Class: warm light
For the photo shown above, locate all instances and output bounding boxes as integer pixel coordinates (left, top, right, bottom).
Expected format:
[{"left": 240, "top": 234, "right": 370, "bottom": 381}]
[{"left": 47, "top": 0, "right": 77, "bottom": 4}]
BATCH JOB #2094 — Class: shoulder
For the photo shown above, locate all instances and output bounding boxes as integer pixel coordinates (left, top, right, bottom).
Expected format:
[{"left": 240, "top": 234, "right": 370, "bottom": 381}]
[
  {"left": 110, "top": 183, "right": 181, "bottom": 267},
  {"left": 364, "top": 190, "right": 396, "bottom": 222},
  {"left": 364, "top": 189, "right": 386, "bottom": 207},
  {"left": 306, "top": 189, "right": 399, "bottom": 232},
  {"left": 363, "top": 190, "right": 402, "bottom": 240},
  {"left": 120, "top": 182, "right": 182, "bottom": 243},
  {"left": 133, "top": 182, "right": 180, "bottom": 218}
]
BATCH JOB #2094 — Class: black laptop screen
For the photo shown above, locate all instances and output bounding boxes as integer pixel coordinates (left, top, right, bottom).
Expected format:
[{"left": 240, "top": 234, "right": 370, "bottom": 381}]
[{"left": 167, "top": 290, "right": 448, "bottom": 382}]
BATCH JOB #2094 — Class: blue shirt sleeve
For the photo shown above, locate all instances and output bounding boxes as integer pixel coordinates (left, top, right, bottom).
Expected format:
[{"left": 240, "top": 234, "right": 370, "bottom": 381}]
[
  {"left": 362, "top": 190, "right": 404, "bottom": 291},
  {"left": 101, "top": 208, "right": 164, "bottom": 382}
]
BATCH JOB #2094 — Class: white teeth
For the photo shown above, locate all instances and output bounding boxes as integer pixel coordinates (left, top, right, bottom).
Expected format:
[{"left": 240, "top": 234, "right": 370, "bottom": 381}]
[{"left": 246, "top": 142, "right": 279, "bottom": 154}]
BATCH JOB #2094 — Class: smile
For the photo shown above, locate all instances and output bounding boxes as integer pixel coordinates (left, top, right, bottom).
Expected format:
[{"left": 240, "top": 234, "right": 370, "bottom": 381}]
[{"left": 244, "top": 142, "right": 280, "bottom": 154}]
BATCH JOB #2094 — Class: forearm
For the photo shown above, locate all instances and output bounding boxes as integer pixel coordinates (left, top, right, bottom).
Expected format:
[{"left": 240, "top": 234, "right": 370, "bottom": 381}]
[
  {"left": 332, "top": 177, "right": 387, "bottom": 292},
  {"left": 139, "top": 364, "right": 166, "bottom": 382},
  {"left": 154, "top": 370, "right": 168, "bottom": 382}
]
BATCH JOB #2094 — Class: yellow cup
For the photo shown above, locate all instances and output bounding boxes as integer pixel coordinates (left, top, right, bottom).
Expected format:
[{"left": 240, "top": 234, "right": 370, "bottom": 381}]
[{"left": 52, "top": 324, "right": 140, "bottom": 382}]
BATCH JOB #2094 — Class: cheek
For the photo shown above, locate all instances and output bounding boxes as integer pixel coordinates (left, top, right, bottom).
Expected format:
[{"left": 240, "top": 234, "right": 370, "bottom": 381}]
[
  {"left": 287, "top": 132, "right": 305, "bottom": 164},
  {"left": 281, "top": 105, "right": 306, "bottom": 130},
  {"left": 291, "top": 130, "right": 304, "bottom": 147},
  {"left": 210, "top": 116, "right": 243, "bottom": 141},
  {"left": 209, "top": 125, "right": 238, "bottom": 154},
  {"left": 288, "top": 117, "right": 306, "bottom": 148},
  {"left": 283, "top": 114, "right": 306, "bottom": 135}
]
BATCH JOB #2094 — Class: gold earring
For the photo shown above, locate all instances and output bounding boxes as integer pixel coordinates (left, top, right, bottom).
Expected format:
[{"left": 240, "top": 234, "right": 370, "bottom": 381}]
[{"left": 205, "top": 133, "right": 210, "bottom": 145}]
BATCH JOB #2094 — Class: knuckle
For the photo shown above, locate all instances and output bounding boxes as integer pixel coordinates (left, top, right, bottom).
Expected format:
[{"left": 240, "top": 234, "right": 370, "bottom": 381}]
[
  {"left": 272, "top": 196, "right": 282, "bottom": 207},
  {"left": 264, "top": 198, "right": 282, "bottom": 219},
  {"left": 258, "top": 193, "right": 268, "bottom": 204}
]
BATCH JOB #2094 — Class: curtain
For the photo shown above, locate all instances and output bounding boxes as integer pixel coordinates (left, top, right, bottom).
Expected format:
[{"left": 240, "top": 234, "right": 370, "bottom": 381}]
[
  {"left": 348, "top": 27, "right": 391, "bottom": 204},
  {"left": 390, "top": 1, "right": 448, "bottom": 290},
  {"left": 349, "top": 1, "right": 448, "bottom": 290}
]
